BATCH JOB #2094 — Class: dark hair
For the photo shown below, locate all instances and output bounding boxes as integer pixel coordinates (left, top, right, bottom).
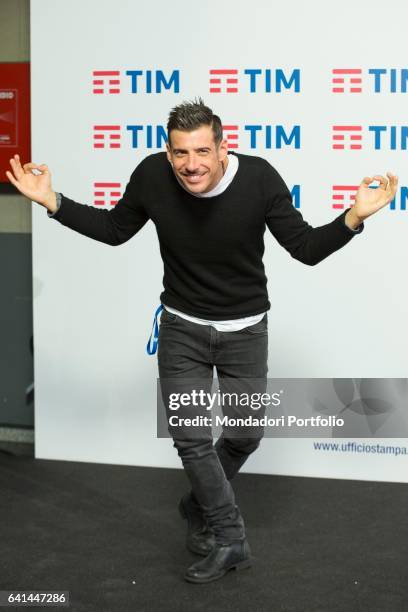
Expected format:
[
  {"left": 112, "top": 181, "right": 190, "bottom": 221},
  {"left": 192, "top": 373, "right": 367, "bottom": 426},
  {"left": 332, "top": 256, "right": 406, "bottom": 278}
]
[{"left": 167, "top": 97, "right": 223, "bottom": 147}]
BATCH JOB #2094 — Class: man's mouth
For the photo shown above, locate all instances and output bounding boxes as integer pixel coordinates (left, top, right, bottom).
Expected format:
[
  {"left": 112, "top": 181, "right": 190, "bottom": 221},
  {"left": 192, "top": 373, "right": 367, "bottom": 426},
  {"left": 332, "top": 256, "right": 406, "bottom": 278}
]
[{"left": 183, "top": 172, "right": 206, "bottom": 184}]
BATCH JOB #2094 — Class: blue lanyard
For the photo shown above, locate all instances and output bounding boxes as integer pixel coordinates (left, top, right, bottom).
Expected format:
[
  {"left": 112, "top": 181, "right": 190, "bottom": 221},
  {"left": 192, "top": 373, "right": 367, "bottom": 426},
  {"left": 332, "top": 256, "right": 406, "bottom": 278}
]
[{"left": 146, "top": 304, "right": 164, "bottom": 355}]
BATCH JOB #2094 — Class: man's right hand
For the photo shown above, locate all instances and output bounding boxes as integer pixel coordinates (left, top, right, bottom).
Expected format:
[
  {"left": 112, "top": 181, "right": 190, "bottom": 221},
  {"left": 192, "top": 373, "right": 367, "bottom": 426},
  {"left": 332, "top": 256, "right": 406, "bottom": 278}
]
[{"left": 5, "top": 154, "right": 57, "bottom": 213}]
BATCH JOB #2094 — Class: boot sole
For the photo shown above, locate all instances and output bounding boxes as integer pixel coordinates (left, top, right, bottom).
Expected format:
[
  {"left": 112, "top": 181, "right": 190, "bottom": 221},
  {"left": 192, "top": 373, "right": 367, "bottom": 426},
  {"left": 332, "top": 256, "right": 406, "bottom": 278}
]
[{"left": 184, "top": 558, "right": 252, "bottom": 583}]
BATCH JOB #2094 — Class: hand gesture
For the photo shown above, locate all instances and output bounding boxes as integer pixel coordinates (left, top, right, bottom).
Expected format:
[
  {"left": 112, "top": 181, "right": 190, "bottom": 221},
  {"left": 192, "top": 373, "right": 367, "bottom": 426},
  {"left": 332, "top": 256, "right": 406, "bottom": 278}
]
[
  {"left": 5, "top": 154, "right": 56, "bottom": 210},
  {"left": 353, "top": 172, "right": 398, "bottom": 221}
]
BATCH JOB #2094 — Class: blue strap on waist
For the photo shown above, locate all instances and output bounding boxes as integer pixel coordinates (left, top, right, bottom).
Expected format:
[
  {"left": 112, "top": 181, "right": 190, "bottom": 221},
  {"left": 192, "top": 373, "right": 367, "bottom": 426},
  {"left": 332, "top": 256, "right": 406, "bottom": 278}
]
[{"left": 146, "top": 304, "right": 164, "bottom": 355}]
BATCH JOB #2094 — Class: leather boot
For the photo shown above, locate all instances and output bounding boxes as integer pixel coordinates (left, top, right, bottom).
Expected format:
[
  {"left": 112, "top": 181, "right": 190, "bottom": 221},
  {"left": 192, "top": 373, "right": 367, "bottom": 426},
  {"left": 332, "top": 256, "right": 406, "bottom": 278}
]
[
  {"left": 184, "top": 538, "right": 252, "bottom": 583},
  {"left": 178, "top": 493, "right": 215, "bottom": 556}
]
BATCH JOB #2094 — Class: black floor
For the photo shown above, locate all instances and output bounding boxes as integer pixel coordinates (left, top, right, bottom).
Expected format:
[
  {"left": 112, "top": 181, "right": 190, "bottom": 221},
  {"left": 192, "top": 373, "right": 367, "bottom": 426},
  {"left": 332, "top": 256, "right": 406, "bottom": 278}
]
[{"left": 0, "top": 450, "right": 407, "bottom": 612}]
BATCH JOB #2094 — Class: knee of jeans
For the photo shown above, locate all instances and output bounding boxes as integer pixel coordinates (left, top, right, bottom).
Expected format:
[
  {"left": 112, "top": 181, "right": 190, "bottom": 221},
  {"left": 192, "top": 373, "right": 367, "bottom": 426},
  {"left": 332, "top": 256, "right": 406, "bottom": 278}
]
[
  {"left": 173, "top": 437, "right": 213, "bottom": 460},
  {"left": 224, "top": 436, "right": 263, "bottom": 456}
]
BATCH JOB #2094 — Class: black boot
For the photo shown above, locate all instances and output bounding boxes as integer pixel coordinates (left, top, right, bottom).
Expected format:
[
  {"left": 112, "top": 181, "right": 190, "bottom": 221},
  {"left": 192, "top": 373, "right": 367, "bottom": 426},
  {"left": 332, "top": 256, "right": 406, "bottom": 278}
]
[
  {"left": 184, "top": 538, "right": 252, "bottom": 583},
  {"left": 178, "top": 493, "right": 215, "bottom": 556}
]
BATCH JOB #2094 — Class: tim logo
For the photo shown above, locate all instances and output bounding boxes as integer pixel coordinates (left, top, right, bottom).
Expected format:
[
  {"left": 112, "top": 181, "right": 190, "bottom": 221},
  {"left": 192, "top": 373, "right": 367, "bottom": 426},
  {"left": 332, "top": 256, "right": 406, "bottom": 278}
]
[
  {"left": 93, "top": 182, "right": 121, "bottom": 206},
  {"left": 209, "top": 69, "right": 238, "bottom": 93},
  {"left": 332, "top": 68, "right": 408, "bottom": 93},
  {"left": 92, "top": 70, "right": 180, "bottom": 94},
  {"left": 331, "top": 185, "right": 358, "bottom": 209},
  {"left": 93, "top": 125, "right": 121, "bottom": 149},
  {"left": 332, "top": 126, "right": 362, "bottom": 150},
  {"left": 92, "top": 71, "right": 121, "bottom": 94},
  {"left": 222, "top": 125, "right": 239, "bottom": 149},
  {"left": 331, "top": 69, "right": 362, "bottom": 93},
  {"left": 332, "top": 125, "right": 408, "bottom": 150},
  {"left": 209, "top": 68, "right": 300, "bottom": 93}
]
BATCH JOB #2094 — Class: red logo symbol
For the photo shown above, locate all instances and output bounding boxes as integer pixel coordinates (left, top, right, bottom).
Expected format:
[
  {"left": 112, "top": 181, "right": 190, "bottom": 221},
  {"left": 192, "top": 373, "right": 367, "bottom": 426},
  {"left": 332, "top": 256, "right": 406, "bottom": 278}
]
[
  {"left": 332, "top": 126, "right": 362, "bottom": 150},
  {"left": 332, "top": 185, "right": 358, "bottom": 209},
  {"left": 92, "top": 70, "right": 121, "bottom": 94},
  {"left": 93, "top": 182, "right": 122, "bottom": 206},
  {"left": 209, "top": 69, "right": 238, "bottom": 93},
  {"left": 93, "top": 125, "right": 121, "bottom": 149},
  {"left": 222, "top": 125, "right": 239, "bottom": 149},
  {"left": 332, "top": 69, "right": 362, "bottom": 93}
]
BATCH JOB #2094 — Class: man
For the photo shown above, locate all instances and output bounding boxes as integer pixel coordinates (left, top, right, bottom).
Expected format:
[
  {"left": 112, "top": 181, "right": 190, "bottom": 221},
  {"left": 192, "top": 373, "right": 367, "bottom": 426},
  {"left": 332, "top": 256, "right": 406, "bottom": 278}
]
[{"left": 5, "top": 98, "right": 398, "bottom": 584}]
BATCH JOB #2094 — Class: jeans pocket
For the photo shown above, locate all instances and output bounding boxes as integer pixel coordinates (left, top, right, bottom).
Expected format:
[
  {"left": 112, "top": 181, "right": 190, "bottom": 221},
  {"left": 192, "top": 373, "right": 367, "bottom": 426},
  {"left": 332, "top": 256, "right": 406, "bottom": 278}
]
[
  {"left": 240, "top": 314, "right": 268, "bottom": 335},
  {"left": 160, "top": 308, "right": 178, "bottom": 326}
]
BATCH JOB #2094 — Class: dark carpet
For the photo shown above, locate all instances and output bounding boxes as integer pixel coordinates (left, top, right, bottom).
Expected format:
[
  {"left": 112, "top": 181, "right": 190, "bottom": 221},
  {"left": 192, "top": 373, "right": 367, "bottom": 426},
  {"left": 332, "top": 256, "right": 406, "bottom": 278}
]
[{"left": 0, "top": 451, "right": 407, "bottom": 612}]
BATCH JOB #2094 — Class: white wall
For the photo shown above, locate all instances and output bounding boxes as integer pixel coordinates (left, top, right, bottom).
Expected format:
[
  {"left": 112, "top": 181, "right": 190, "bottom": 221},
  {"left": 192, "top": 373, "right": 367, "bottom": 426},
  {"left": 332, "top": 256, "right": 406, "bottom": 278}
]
[{"left": 31, "top": 0, "right": 408, "bottom": 481}]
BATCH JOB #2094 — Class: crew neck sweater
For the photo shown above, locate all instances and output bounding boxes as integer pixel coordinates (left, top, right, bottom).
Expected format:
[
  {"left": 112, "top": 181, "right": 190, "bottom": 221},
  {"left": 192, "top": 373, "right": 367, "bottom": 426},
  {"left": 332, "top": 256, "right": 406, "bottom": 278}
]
[
  {"left": 47, "top": 151, "right": 363, "bottom": 320},
  {"left": 164, "top": 152, "right": 266, "bottom": 330}
]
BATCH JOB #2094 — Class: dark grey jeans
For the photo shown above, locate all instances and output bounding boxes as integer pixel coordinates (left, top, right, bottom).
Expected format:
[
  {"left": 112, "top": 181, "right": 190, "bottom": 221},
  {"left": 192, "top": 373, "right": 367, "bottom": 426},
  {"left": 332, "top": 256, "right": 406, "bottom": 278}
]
[{"left": 157, "top": 308, "right": 268, "bottom": 545}]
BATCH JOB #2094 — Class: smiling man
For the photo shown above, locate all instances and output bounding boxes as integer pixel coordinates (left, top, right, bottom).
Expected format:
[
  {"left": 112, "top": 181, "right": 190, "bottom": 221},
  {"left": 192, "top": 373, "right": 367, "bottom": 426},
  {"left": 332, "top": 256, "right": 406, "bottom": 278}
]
[
  {"left": 166, "top": 112, "right": 228, "bottom": 194},
  {"left": 5, "top": 97, "right": 398, "bottom": 584}
]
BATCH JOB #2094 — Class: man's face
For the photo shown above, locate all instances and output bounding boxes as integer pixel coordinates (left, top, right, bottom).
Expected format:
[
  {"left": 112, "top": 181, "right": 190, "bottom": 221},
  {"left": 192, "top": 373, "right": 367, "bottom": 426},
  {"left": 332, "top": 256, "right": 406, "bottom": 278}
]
[{"left": 166, "top": 125, "right": 228, "bottom": 194}]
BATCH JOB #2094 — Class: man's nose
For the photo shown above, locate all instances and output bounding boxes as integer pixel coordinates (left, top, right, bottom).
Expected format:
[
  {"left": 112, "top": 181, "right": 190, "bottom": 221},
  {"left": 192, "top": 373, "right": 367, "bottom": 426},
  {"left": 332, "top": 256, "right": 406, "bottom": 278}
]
[{"left": 185, "top": 154, "right": 199, "bottom": 172}]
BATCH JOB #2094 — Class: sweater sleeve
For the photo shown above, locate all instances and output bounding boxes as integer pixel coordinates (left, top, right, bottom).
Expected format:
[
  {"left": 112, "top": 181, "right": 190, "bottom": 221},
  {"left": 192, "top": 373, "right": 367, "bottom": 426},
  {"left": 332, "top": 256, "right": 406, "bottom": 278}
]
[
  {"left": 264, "top": 162, "right": 364, "bottom": 266},
  {"left": 47, "top": 160, "right": 150, "bottom": 246}
]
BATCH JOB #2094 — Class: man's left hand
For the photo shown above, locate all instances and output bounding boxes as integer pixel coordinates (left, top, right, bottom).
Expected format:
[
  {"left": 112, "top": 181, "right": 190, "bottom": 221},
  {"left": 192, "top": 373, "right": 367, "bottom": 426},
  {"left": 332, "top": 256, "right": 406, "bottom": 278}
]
[{"left": 345, "top": 172, "right": 399, "bottom": 230}]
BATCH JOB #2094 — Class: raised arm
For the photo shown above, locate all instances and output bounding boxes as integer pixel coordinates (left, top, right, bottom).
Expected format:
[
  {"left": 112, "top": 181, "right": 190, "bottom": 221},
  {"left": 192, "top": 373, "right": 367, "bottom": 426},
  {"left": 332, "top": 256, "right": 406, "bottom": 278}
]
[
  {"left": 263, "top": 162, "right": 398, "bottom": 266},
  {"left": 5, "top": 154, "right": 149, "bottom": 246}
]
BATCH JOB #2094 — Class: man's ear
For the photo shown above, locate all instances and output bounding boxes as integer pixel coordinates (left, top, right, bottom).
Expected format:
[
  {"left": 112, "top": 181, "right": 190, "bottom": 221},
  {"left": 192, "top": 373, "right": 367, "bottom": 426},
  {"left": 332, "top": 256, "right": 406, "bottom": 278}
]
[
  {"left": 166, "top": 142, "right": 172, "bottom": 164},
  {"left": 217, "top": 138, "right": 229, "bottom": 162}
]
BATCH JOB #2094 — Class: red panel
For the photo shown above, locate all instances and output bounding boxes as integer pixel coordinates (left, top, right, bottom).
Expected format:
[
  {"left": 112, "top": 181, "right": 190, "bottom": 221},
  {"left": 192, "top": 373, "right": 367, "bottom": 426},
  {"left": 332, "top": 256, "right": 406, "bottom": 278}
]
[{"left": 0, "top": 62, "right": 31, "bottom": 184}]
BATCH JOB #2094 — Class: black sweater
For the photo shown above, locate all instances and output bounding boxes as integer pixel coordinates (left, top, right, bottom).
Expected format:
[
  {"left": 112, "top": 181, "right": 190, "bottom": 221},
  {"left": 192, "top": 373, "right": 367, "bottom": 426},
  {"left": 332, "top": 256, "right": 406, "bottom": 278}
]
[{"left": 48, "top": 151, "right": 363, "bottom": 320}]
